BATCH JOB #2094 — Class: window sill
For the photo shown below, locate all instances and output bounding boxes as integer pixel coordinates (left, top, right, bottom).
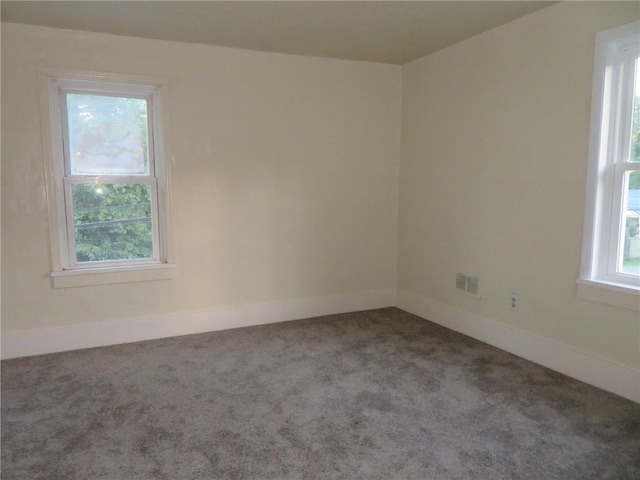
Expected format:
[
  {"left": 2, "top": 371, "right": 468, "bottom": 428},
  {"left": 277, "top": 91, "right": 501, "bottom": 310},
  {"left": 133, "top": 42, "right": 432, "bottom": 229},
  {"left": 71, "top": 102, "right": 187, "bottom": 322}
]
[
  {"left": 576, "top": 278, "right": 639, "bottom": 311},
  {"left": 51, "top": 263, "right": 177, "bottom": 288}
]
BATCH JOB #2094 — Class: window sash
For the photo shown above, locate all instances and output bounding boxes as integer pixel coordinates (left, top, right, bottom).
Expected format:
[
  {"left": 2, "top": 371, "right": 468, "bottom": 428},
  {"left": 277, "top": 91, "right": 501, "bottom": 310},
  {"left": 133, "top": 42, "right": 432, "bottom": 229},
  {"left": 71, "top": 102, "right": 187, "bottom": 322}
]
[
  {"left": 607, "top": 164, "right": 640, "bottom": 281},
  {"left": 63, "top": 177, "right": 161, "bottom": 269}
]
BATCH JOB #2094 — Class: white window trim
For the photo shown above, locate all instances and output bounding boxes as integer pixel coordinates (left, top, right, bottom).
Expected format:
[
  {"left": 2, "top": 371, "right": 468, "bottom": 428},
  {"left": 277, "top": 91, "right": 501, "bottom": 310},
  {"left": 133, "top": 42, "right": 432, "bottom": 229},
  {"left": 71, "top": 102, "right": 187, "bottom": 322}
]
[
  {"left": 39, "top": 69, "right": 176, "bottom": 287},
  {"left": 578, "top": 21, "right": 640, "bottom": 310}
]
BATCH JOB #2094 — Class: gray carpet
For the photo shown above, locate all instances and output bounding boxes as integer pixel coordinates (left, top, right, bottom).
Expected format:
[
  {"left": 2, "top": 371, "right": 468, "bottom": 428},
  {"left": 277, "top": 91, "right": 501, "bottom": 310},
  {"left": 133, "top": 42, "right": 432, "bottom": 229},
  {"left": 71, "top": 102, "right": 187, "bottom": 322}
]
[{"left": 2, "top": 308, "right": 639, "bottom": 479}]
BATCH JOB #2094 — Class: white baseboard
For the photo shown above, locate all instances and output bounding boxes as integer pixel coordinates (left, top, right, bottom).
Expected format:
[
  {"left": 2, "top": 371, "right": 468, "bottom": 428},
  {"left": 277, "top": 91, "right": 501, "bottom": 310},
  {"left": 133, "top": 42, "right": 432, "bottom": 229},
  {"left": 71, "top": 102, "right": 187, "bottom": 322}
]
[
  {"left": 1, "top": 289, "right": 396, "bottom": 360},
  {"left": 5, "top": 288, "right": 637, "bottom": 404},
  {"left": 396, "top": 290, "right": 640, "bottom": 404}
]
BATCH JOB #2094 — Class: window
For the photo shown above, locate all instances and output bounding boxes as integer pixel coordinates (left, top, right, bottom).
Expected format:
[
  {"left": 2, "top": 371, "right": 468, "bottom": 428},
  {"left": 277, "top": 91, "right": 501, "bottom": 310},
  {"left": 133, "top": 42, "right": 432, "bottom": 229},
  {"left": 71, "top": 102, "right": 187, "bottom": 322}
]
[
  {"left": 42, "top": 71, "right": 175, "bottom": 287},
  {"left": 579, "top": 21, "right": 640, "bottom": 302}
]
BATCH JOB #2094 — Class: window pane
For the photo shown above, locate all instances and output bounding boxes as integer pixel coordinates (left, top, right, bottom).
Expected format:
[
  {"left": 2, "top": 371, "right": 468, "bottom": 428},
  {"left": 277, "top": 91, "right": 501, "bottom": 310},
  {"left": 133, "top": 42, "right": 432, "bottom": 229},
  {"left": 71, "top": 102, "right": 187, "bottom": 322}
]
[
  {"left": 66, "top": 94, "right": 149, "bottom": 175},
  {"left": 72, "top": 183, "right": 153, "bottom": 263},
  {"left": 631, "top": 58, "right": 640, "bottom": 163},
  {"left": 621, "top": 171, "right": 640, "bottom": 276}
]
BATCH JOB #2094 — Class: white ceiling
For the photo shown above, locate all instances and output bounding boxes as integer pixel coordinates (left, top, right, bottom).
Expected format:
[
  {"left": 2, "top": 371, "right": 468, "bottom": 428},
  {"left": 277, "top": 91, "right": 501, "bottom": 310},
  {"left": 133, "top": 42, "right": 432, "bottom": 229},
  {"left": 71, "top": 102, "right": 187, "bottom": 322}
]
[{"left": 1, "top": 1, "right": 558, "bottom": 65}]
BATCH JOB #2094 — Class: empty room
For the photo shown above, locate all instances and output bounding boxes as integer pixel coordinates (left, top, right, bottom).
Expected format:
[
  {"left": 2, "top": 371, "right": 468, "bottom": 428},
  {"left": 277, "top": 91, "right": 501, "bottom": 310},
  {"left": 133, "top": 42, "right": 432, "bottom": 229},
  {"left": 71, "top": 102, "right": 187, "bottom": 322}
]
[{"left": 2, "top": 1, "right": 639, "bottom": 478}]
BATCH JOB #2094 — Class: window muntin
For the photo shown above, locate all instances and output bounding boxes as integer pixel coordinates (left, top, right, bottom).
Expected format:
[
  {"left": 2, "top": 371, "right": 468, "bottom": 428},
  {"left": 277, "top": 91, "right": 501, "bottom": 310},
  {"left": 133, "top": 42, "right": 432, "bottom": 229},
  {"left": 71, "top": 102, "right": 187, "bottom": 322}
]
[
  {"left": 580, "top": 21, "right": 640, "bottom": 293},
  {"left": 46, "top": 74, "right": 169, "bottom": 272}
]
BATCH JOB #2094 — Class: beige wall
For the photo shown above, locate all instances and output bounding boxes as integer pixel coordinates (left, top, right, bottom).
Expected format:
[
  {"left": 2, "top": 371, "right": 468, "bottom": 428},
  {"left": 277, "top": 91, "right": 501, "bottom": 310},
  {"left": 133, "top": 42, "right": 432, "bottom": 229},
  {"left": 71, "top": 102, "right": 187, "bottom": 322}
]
[
  {"left": 2, "top": 2, "right": 639, "bottom": 377},
  {"left": 399, "top": 1, "right": 640, "bottom": 369},
  {"left": 1, "top": 23, "right": 401, "bottom": 331}
]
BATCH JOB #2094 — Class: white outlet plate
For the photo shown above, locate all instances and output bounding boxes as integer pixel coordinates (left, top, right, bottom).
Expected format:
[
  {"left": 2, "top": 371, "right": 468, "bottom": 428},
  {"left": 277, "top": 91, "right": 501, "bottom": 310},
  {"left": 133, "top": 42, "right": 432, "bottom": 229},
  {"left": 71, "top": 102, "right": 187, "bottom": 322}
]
[{"left": 509, "top": 293, "right": 519, "bottom": 311}]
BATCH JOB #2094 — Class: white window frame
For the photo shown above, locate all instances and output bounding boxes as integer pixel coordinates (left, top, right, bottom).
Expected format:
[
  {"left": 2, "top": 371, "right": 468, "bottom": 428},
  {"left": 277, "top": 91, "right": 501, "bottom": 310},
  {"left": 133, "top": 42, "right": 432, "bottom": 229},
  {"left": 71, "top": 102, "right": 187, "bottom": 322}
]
[
  {"left": 578, "top": 21, "right": 640, "bottom": 309},
  {"left": 40, "top": 70, "right": 176, "bottom": 287}
]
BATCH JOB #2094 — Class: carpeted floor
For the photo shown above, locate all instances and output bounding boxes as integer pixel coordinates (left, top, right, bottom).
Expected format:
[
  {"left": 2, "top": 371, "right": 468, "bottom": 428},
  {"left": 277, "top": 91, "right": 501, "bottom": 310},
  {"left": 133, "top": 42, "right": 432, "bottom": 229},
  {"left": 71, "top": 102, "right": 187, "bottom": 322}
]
[{"left": 2, "top": 307, "right": 639, "bottom": 479}]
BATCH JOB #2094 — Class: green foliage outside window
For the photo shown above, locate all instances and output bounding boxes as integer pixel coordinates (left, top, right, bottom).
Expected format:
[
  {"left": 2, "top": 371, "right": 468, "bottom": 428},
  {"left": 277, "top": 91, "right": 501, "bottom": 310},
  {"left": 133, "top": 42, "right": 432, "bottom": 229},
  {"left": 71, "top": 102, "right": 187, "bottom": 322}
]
[{"left": 72, "top": 183, "right": 153, "bottom": 262}]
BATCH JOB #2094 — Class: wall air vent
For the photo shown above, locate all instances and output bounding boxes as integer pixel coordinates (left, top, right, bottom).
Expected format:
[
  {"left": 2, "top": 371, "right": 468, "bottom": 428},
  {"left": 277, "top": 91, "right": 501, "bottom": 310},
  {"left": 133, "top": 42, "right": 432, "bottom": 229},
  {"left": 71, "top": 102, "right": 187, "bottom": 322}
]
[{"left": 456, "top": 273, "right": 480, "bottom": 298}]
